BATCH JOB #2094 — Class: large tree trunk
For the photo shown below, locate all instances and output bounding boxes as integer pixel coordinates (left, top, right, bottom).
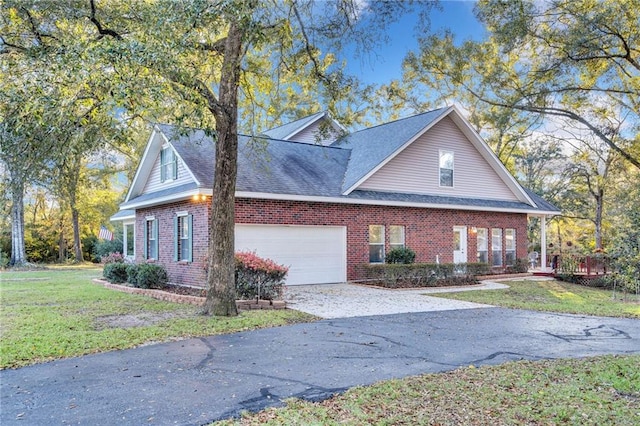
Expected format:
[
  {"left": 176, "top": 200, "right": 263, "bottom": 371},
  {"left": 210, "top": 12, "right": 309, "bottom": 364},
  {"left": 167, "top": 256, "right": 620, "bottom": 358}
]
[
  {"left": 10, "top": 177, "right": 27, "bottom": 266},
  {"left": 71, "top": 206, "right": 83, "bottom": 262},
  {"left": 202, "top": 20, "right": 243, "bottom": 316}
]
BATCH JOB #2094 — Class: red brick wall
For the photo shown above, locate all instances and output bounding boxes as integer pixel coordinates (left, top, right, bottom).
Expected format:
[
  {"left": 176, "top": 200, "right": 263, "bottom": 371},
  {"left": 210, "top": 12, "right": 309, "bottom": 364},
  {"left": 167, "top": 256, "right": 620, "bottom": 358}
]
[
  {"left": 135, "top": 198, "right": 210, "bottom": 286},
  {"left": 136, "top": 197, "right": 528, "bottom": 286}
]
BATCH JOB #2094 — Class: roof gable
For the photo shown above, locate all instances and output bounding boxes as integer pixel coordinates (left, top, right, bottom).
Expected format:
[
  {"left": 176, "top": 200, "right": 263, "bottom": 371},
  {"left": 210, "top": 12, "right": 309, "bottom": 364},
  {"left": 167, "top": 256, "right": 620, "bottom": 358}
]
[
  {"left": 261, "top": 111, "right": 345, "bottom": 144},
  {"left": 333, "top": 107, "right": 450, "bottom": 193}
]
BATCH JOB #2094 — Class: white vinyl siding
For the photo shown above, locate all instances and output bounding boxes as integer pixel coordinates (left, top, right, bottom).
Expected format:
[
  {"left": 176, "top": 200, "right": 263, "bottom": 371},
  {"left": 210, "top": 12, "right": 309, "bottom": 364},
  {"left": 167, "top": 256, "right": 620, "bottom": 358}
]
[
  {"left": 142, "top": 147, "right": 193, "bottom": 194},
  {"left": 287, "top": 119, "right": 340, "bottom": 145},
  {"left": 358, "top": 116, "right": 519, "bottom": 200}
]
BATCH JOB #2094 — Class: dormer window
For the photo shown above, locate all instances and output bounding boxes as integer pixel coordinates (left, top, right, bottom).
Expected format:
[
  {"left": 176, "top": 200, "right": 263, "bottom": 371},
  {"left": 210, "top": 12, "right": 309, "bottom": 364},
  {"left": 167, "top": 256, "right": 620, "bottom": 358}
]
[
  {"left": 439, "top": 150, "right": 454, "bottom": 187},
  {"left": 160, "top": 147, "right": 178, "bottom": 182}
]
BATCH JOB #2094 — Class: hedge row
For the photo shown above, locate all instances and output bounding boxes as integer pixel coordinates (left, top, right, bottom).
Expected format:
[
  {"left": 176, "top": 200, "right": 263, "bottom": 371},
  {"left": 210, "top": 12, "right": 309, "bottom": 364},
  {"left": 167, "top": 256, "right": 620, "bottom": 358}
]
[
  {"left": 361, "top": 262, "right": 492, "bottom": 288},
  {"left": 103, "top": 263, "right": 168, "bottom": 290}
]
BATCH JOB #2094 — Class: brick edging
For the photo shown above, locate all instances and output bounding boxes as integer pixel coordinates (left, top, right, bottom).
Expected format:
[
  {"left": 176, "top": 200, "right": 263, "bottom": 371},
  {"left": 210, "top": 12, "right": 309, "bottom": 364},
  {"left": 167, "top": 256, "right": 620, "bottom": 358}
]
[{"left": 92, "top": 279, "right": 286, "bottom": 310}]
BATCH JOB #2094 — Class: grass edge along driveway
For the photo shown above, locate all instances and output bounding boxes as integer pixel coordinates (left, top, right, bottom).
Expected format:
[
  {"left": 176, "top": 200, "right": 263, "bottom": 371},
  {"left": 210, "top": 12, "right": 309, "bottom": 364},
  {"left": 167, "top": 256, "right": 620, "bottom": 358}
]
[{"left": 0, "top": 267, "right": 315, "bottom": 369}]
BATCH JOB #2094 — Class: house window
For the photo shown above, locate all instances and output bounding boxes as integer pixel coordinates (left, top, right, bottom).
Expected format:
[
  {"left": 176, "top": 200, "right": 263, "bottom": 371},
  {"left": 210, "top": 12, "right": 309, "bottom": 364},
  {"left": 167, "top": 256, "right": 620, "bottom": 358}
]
[
  {"left": 144, "top": 218, "right": 158, "bottom": 260},
  {"left": 369, "top": 225, "right": 385, "bottom": 263},
  {"left": 476, "top": 228, "right": 488, "bottom": 263},
  {"left": 505, "top": 229, "right": 516, "bottom": 265},
  {"left": 174, "top": 213, "right": 193, "bottom": 262},
  {"left": 389, "top": 225, "right": 405, "bottom": 251},
  {"left": 124, "top": 223, "right": 134, "bottom": 257},
  {"left": 439, "top": 150, "right": 454, "bottom": 187},
  {"left": 160, "top": 147, "right": 178, "bottom": 182},
  {"left": 492, "top": 228, "right": 503, "bottom": 267}
]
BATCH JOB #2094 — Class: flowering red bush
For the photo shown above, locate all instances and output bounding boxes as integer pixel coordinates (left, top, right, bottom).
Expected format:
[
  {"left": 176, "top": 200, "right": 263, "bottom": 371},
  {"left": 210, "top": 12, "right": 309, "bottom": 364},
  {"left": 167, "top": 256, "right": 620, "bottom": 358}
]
[
  {"left": 235, "top": 251, "right": 289, "bottom": 300},
  {"left": 101, "top": 252, "right": 124, "bottom": 264}
]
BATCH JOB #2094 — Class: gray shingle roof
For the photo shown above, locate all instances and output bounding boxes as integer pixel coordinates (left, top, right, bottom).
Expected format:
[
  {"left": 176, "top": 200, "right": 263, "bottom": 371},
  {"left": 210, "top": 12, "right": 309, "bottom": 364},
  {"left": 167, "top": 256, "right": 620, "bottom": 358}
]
[
  {"left": 261, "top": 111, "right": 326, "bottom": 140},
  {"left": 125, "top": 111, "right": 560, "bottom": 215},
  {"left": 332, "top": 108, "right": 449, "bottom": 192}
]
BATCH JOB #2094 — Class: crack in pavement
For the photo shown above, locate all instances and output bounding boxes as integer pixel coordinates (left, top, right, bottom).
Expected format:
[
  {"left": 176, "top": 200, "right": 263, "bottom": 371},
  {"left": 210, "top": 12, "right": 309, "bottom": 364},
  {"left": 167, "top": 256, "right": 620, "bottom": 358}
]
[{"left": 543, "top": 324, "right": 631, "bottom": 342}]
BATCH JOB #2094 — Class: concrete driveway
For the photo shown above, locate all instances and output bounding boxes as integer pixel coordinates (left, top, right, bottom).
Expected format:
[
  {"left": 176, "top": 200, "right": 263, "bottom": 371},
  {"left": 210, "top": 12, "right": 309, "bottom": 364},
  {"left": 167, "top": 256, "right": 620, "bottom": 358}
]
[
  {"left": 3, "top": 301, "right": 639, "bottom": 425},
  {"left": 284, "top": 280, "right": 509, "bottom": 318}
]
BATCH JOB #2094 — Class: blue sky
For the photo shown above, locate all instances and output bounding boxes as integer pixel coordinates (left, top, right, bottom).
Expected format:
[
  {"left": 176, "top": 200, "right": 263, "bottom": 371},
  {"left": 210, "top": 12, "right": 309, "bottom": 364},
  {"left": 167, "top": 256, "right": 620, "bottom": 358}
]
[{"left": 346, "top": 1, "right": 485, "bottom": 85}]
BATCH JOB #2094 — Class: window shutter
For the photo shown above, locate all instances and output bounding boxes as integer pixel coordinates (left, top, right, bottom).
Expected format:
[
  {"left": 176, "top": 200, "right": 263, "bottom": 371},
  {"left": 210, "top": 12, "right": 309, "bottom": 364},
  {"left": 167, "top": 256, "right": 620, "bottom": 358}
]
[
  {"left": 143, "top": 222, "right": 148, "bottom": 260},
  {"left": 160, "top": 149, "right": 166, "bottom": 182},
  {"left": 153, "top": 219, "right": 159, "bottom": 260},
  {"left": 187, "top": 214, "right": 193, "bottom": 263},
  {"left": 173, "top": 216, "right": 179, "bottom": 262}
]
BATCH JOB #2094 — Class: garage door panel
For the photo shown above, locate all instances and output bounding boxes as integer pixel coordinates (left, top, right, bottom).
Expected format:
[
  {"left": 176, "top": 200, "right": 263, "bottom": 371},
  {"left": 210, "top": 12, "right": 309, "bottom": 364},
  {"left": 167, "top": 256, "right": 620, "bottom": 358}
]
[{"left": 235, "top": 225, "right": 346, "bottom": 285}]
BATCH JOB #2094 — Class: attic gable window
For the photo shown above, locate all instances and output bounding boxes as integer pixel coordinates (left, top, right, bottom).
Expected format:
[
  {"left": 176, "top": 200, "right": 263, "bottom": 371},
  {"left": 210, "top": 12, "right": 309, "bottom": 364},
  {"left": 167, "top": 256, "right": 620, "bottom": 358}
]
[
  {"left": 439, "top": 150, "right": 454, "bottom": 187},
  {"left": 160, "top": 147, "right": 178, "bottom": 182}
]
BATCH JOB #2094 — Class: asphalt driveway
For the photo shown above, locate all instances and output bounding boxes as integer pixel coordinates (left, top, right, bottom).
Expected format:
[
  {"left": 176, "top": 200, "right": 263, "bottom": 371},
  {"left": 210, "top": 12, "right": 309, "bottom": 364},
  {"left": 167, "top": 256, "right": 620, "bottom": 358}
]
[{"left": 2, "top": 306, "right": 639, "bottom": 425}]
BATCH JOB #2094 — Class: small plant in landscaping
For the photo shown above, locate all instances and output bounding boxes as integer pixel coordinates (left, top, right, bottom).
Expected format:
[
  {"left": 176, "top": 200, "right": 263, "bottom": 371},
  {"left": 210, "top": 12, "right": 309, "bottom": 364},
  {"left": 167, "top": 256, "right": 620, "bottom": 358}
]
[
  {"left": 135, "top": 263, "right": 168, "bottom": 289},
  {"left": 235, "top": 251, "right": 288, "bottom": 300},
  {"left": 103, "top": 262, "right": 128, "bottom": 284},
  {"left": 385, "top": 247, "right": 416, "bottom": 264}
]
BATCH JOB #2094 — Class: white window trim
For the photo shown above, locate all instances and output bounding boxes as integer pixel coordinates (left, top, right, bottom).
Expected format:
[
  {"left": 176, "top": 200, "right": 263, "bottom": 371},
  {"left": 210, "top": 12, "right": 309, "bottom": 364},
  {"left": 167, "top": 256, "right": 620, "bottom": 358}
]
[{"left": 439, "top": 149, "right": 454, "bottom": 188}]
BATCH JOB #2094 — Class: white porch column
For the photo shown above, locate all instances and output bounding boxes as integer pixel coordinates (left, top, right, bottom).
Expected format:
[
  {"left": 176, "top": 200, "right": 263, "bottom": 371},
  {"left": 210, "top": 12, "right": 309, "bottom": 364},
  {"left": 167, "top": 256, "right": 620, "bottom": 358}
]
[{"left": 540, "top": 215, "right": 549, "bottom": 272}]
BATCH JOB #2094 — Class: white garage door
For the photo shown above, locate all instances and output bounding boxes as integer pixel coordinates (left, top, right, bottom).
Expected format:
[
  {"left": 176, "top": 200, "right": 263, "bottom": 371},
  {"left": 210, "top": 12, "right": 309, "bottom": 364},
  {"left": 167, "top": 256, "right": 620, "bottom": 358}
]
[{"left": 235, "top": 225, "right": 346, "bottom": 285}]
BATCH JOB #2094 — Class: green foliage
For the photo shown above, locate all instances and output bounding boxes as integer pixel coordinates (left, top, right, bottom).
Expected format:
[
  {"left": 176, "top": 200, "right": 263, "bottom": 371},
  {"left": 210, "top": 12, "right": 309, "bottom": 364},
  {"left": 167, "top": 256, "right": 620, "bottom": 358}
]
[
  {"left": 0, "top": 268, "right": 314, "bottom": 369},
  {"left": 362, "top": 262, "right": 487, "bottom": 289},
  {"left": 385, "top": 247, "right": 416, "bottom": 264},
  {"left": 103, "top": 262, "right": 128, "bottom": 284},
  {"left": 507, "top": 258, "right": 530, "bottom": 273},
  {"left": 135, "top": 263, "right": 168, "bottom": 290},
  {"left": 93, "top": 239, "right": 124, "bottom": 262},
  {"left": 235, "top": 251, "right": 288, "bottom": 300},
  {"left": 126, "top": 263, "right": 139, "bottom": 287},
  {"left": 0, "top": 250, "right": 9, "bottom": 269}
]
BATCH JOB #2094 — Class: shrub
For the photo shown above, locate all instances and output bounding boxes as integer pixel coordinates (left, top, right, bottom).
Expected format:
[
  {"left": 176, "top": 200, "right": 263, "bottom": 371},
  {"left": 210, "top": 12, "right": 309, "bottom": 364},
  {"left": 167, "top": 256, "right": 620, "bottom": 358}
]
[
  {"left": 101, "top": 252, "right": 125, "bottom": 264},
  {"left": 385, "top": 247, "right": 416, "bottom": 264},
  {"left": 126, "top": 264, "right": 139, "bottom": 287},
  {"left": 136, "top": 263, "right": 168, "bottom": 289},
  {"left": 235, "top": 251, "right": 288, "bottom": 300},
  {"left": 362, "top": 262, "right": 480, "bottom": 288},
  {"left": 0, "top": 250, "right": 9, "bottom": 269},
  {"left": 103, "top": 262, "right": 128, "bottom": 284},
  {"left": 506, "top": 258, "right": 529, "bottom": 273},
  {"left": 93, "top": 239, "right": 123, "bottom": 262}
]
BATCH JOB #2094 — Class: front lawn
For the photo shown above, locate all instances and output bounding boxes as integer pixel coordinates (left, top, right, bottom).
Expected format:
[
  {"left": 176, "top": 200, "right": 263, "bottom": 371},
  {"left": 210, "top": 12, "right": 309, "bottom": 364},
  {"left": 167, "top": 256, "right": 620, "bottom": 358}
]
[
  {"left": 431, "top": 278, "right": 640, "bottom": 318},
  {"left": 0, "top": 268, "right": 315, "bottom": 369},
  {"left": 216, "top": 355, "right": 640, "bottom": 425}
]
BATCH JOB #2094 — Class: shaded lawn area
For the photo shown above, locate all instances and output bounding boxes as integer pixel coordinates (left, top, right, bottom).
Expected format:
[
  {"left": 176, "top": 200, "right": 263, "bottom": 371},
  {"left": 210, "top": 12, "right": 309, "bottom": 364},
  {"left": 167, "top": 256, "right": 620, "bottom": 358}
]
[
  {"left": 430, "top": 278, "right": 640, "bottom": 318},
  {"left": 216, "top": 355, "right": 640, "bottom": 426},
  {"left": 0, "top": 268, "right": 315, "bottom": 369}
]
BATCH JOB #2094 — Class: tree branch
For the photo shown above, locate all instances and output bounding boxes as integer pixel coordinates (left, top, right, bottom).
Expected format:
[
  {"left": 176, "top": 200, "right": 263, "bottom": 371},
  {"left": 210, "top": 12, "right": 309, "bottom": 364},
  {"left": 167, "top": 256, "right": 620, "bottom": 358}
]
[{"left": 88, "top": 0, "right": 122, "bottom": 40}]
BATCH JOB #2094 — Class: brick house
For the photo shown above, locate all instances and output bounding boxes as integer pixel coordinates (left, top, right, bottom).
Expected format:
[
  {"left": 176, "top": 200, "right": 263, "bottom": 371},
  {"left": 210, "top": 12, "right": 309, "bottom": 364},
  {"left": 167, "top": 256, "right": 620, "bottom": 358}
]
[{"left": 111, "top": 106, "right": 560, "bottom": 286}]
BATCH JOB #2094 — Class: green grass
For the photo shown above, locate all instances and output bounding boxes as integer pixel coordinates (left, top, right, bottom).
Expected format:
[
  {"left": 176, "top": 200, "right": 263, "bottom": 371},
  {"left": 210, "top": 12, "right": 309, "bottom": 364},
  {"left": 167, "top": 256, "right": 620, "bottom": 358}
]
[
  {"left": 430, "top": 279, "right": 640, "bottom": 318},
  {"left": 216, "top": 355, "right": 640, "bottom": 425},
  {"left": 0, "top": 268, "right": 315, "bottom": 369}
]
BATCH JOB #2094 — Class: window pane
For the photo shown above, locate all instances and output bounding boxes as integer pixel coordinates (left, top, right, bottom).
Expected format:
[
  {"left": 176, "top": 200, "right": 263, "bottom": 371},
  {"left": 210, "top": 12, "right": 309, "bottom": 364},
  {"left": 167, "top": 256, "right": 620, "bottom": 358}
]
[
  {"left": 476, "top": 228, "right": 488, "bottom": 263},
  {"left": 505, "top": 229, "right": 515, "bottom": 250},
  {"left": 389, "top": 225, "right": 404, "bottom": 246},
  {"left": 440, "top": 168, "right": 453, "bottom": 187},
  {"left": 125, "top": 224, "right": 134, "bottom": 256},
  {"left": 439, "top": 151, "right": 454, "bottom": 169},
  {"left": 369, "top": 225, "right": 383, "bottom": 244},
  {"left": 492, "top": 228, "right": 502, "bottom": 267},
  {"left": 369, "top": 245, "right": 384, "bottom": 263}
]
